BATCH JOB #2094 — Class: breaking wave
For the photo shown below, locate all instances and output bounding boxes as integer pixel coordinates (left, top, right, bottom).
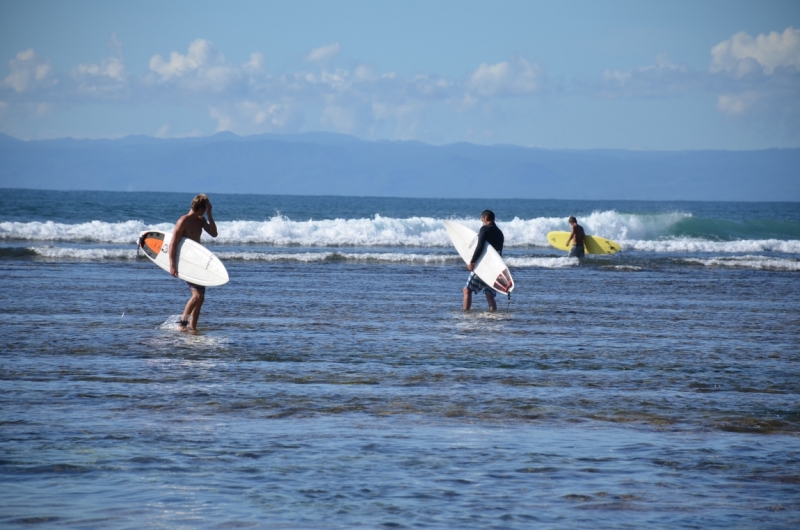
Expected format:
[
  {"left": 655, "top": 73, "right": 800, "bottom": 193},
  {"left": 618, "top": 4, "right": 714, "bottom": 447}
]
[{"left": 1, "top": 211, "right": 797, "bottom": 254}]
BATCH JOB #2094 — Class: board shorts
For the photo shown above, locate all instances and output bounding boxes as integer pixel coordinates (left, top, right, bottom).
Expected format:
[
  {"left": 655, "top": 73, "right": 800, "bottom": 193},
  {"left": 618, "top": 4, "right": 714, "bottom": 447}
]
[
  {"left": 465, "top": 272, "right": 496, "bottom": 296},
  {"left": 569, "top": 244, "right": 585, "bottom": 258},
  {"left": 187, "top": 282, "right": 206, "bottom": 294}
]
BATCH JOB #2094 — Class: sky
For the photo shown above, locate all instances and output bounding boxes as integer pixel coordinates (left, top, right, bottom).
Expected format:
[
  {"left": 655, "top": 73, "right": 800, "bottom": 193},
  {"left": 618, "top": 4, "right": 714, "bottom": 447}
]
[{"left": 1, "top": 0, "right": 799, "bottom": 150}]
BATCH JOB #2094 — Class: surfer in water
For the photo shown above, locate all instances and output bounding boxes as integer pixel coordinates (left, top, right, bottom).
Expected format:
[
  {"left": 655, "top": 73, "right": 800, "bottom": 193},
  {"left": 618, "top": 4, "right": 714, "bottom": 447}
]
[
  {"left": 463, "top": 210, "right": 504, "bottom": 312},
  {"left": 565, "top": 216, "right": 585, "bottom": 258},
  {"left": 170, "top": 194, "right": 218, "bottom": 331}
]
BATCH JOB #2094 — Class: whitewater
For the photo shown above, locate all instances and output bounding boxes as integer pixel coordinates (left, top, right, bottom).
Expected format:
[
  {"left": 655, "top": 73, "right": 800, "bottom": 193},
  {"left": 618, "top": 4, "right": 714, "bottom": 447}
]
[
  {"left": 2, "top": 210, "right": 799, "bottom": 254},
  {"left": 3, "top": 202, "right": 799, "bottom": 273}
]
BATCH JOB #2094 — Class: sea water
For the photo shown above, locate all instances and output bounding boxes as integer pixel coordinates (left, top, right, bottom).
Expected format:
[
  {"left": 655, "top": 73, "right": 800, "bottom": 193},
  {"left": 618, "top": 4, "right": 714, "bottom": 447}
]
[{"left": 0, "top": 189, "right": 799, "bottom": 528}]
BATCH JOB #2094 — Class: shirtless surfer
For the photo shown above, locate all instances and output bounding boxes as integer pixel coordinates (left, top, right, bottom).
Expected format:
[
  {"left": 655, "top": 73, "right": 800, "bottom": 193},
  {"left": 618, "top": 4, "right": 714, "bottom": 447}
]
[
  {"left": 463, "top": 210, "right": 504, "bottom": 312},
  {"left": 565, "top": 216, "right": 585, "bottom": 258},
  {"left": 170, "top": 194, "right": 218, "bottom": 331}
]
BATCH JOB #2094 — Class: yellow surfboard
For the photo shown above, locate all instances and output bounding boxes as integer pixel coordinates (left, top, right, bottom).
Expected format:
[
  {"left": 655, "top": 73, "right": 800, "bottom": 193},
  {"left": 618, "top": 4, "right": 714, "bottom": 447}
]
[{"left": 547, "top": 231, "right": 621, "bottom": 255}]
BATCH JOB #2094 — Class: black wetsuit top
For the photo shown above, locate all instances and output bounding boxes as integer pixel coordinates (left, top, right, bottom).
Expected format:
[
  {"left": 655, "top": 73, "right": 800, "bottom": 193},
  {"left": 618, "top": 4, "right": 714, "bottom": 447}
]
[{"left": 470, "top": 223, "right": 504, "bottom": 264}]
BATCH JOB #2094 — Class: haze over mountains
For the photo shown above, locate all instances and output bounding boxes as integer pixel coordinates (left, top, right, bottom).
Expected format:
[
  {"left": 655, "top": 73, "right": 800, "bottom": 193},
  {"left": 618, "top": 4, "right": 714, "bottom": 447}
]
[{"left": 0, "top": 132, "right": 797, "bottom": 201}]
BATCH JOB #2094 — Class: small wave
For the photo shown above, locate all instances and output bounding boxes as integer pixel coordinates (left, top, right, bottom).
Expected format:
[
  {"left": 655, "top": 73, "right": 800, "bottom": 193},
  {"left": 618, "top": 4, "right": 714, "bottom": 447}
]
[
  {"left": 215, "top": 251, "right": 458, "bottom": 264},
  {"left": 18, "top": 246, "right": 577, "bottom": 268},
  {"left": 504, "top": 256, "right": 578, "bottom": 269},
  {"left": 623, "top": 238, "right": 800, "bottom": 254},
  {"left": 0, "top": 220, "right": 166, "bottom": 244},
  {"left": 682, "top": 256, "right": 800, "bottom": 271},
  {"left": 28, "top": 246, "right": 139, "bottom": 260}
]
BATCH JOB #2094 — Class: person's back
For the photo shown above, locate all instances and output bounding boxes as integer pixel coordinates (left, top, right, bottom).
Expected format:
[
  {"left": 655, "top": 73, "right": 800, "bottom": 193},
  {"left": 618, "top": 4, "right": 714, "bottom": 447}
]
[
  {"left": 463, "top": 210, "right": 504, "bottom": 311},
  {"left": 473, "top": 222, "right": 504, "bottom": 261}
]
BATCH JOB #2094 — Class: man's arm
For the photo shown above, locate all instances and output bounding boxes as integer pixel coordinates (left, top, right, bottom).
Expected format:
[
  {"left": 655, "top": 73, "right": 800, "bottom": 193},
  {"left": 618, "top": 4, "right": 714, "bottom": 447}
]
[
  {"left": 566, "top": 225, "right": 575, "bottom": 246},
  {"left": 169, "top": 217, "right": 186, "bottom": 277},
  {"left": 203, "top": 200, "right": 218, "bottom": 238},
  {"left": 468, "top": 226, "right": 487, "bottom": 271}
]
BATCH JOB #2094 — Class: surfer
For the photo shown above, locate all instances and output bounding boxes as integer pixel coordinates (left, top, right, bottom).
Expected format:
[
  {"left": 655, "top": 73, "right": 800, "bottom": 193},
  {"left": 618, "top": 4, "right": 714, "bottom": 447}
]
[
  {"left": 565, "top": 216, "right": 585, "bottom": 258},
  {"left": 170, "top": 194, "right": 218, "bottom": 331},
  {"left": 463, "top": 210, "right": 504, "bottom": 312}
]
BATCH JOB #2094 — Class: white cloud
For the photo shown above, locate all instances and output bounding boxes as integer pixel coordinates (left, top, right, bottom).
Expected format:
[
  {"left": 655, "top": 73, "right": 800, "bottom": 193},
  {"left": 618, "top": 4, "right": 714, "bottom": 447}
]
[
  {"left": 1, "top": 49, "right": 53, "bottom": 93},
  {"left": 705, "top": 29, "right": 800, "bottom": 129},
  {"left": 149, "top": 39, "right": 240, "bottom": 91},
  {"left": 447, "top": 93, "right": 478, "bottom": 112},
  {"left": 306, "top": 42, "right": 341, "bottom": 63},
  {"left": 155, "top": 124, "right": 170, "bottom": 138},
  {"left": 73, "top": 34, "right": 127, "bottom": 81},
  {"left": 0, "top": 37, "right": 561, "bottom": 142},
  {"left": 594, "top": 54, "right": 697, "bottom": 98},
  {"left": 711, "top": 27, "right": 800, "bottom": 77},
  {"left": 209, "top": 100, "right": 299, "bottom": 134},
  {"left": 716, "top": 93, "right": 758, "bottom": 115},
  {"left": 243, "top": 53, "right": 264, "bottom": 75},
  {"left": 74, "top": 56, "right": 126, "bottom": 81},
  {"left": 467, "top": 57, "right": 542, "bottom": 96}
]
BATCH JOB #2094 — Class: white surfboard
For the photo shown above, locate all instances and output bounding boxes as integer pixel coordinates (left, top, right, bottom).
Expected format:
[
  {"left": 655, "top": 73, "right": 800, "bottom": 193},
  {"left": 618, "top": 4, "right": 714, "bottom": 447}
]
[
  {"left": 444, "top": 221, "right": 514, "bottom": 295},
  {"left": 138, "top": 230, "right": 229, "bottom": 287}
]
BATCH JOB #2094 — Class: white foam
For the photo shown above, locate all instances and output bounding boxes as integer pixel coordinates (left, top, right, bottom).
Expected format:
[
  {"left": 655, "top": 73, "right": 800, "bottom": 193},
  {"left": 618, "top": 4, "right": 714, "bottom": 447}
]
[
  {"left": 157, "top": 315, "right": 187, "bottom": 331},
  {"left": 220, "top": 215, "right": 452, "bottom": 247},
  {"left": 23, "top": 245, "right": 575, "bottom": 268},
  {"left": 3, "top": 214, "right": 798, "bottom": 255},
  {"left": 0, "top": 211, "right": 687, "bottom": 247},
  {"left": 604, "top": 265, "right": 644, "bottom": 271},
  {"left": 623, "top": 238, "right": 800, "bottom": 254},
  {"left": 501, "top": 210, "right": 691, "bottom": 246},
  {"left": 682, "top": 255, "right": 800, "bottom": 271},
  {"left": 214, "top": 251, "right": 458, "bottom": 264},
  {"left": 504, "top": 256, "right": 579, "bottom": 269},
  {"left": 1, "top": 220, "right": 166, "bottom": 243},
  {"left": 29, "top": 246, "right": 139, "bottom": 260}
]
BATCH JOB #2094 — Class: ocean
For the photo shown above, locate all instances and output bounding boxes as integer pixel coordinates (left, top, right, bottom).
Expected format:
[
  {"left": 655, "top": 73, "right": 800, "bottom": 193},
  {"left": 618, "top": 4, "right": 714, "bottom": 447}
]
[{"left": 1, "top": 189, "right": 799, "bottom": 528}]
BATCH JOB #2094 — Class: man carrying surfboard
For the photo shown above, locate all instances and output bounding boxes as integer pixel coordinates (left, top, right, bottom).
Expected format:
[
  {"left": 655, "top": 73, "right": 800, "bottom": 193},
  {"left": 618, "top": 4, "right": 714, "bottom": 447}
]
[
  {"left": 463, "top": 210, "right": 504, "bottom": 312},
  {"left": 565, "top": 216, "right": 585, "bottom": 258},
  {"left": 170, "top": 194, "right": 218, "bottom": 331}
]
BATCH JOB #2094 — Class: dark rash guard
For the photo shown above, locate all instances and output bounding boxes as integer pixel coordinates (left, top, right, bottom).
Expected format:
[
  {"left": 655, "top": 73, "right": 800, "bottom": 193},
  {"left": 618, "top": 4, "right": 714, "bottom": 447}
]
[{"left": 470, "top": 223, "right": 504, "bottom": 264}]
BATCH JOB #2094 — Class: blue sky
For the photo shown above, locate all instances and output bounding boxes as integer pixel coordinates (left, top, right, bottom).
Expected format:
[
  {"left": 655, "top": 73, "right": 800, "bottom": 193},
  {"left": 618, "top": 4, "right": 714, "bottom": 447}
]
[{"left": 1, "top": 0, "right": 799, "bottom": 149}]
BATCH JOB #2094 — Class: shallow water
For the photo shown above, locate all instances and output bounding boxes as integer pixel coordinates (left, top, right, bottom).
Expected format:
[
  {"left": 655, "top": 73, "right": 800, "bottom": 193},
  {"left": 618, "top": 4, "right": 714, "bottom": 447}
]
[{"left": 1, "top": 191, "right": 799, "bottom": 527}]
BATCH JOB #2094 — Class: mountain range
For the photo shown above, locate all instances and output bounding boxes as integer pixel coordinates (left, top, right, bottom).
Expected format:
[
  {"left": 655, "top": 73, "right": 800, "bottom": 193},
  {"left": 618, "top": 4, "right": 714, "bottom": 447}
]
[{"left": 0, "top": 132, "right": 797, "bottom": 201}]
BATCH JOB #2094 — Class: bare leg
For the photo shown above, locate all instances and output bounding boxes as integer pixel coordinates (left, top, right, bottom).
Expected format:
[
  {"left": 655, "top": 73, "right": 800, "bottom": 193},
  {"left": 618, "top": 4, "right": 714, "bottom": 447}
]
[
  {"left": 181, "top": 289, "right": 204, "bottom": 331},
  {"left": 462, "top": 287, "right": 472, "bottom": 311},
  {"left": 189, "top": 292, "right": 204, "bottom": 331},
  {"left": 485, "top": 291, "right": 497, "bottom": 312}
]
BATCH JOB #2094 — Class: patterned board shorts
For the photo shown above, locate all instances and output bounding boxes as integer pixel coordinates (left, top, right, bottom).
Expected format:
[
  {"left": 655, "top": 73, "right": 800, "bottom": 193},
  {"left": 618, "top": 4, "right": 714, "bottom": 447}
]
[
  {"left": 187, "top": 282, "right": 206, "bottom": 294},
  {"left": 569, "top": 245, "right": 585, "bottom": 258},
  {"left": 465, "top": 272, "right": 496, "bottom": 296}
]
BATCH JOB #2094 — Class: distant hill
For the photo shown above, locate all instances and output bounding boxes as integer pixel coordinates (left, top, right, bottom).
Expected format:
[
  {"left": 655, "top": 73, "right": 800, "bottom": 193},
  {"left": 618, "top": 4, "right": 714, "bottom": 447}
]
[{"left": 0, "top": 132, "right": 797, "bottom": 201}]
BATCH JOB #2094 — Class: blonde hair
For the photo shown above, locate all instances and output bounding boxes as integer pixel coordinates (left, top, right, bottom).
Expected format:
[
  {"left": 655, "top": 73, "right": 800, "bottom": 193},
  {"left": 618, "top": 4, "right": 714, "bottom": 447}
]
[{"left": 191, "top": 194, "right": 209, "bottom": 212}]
